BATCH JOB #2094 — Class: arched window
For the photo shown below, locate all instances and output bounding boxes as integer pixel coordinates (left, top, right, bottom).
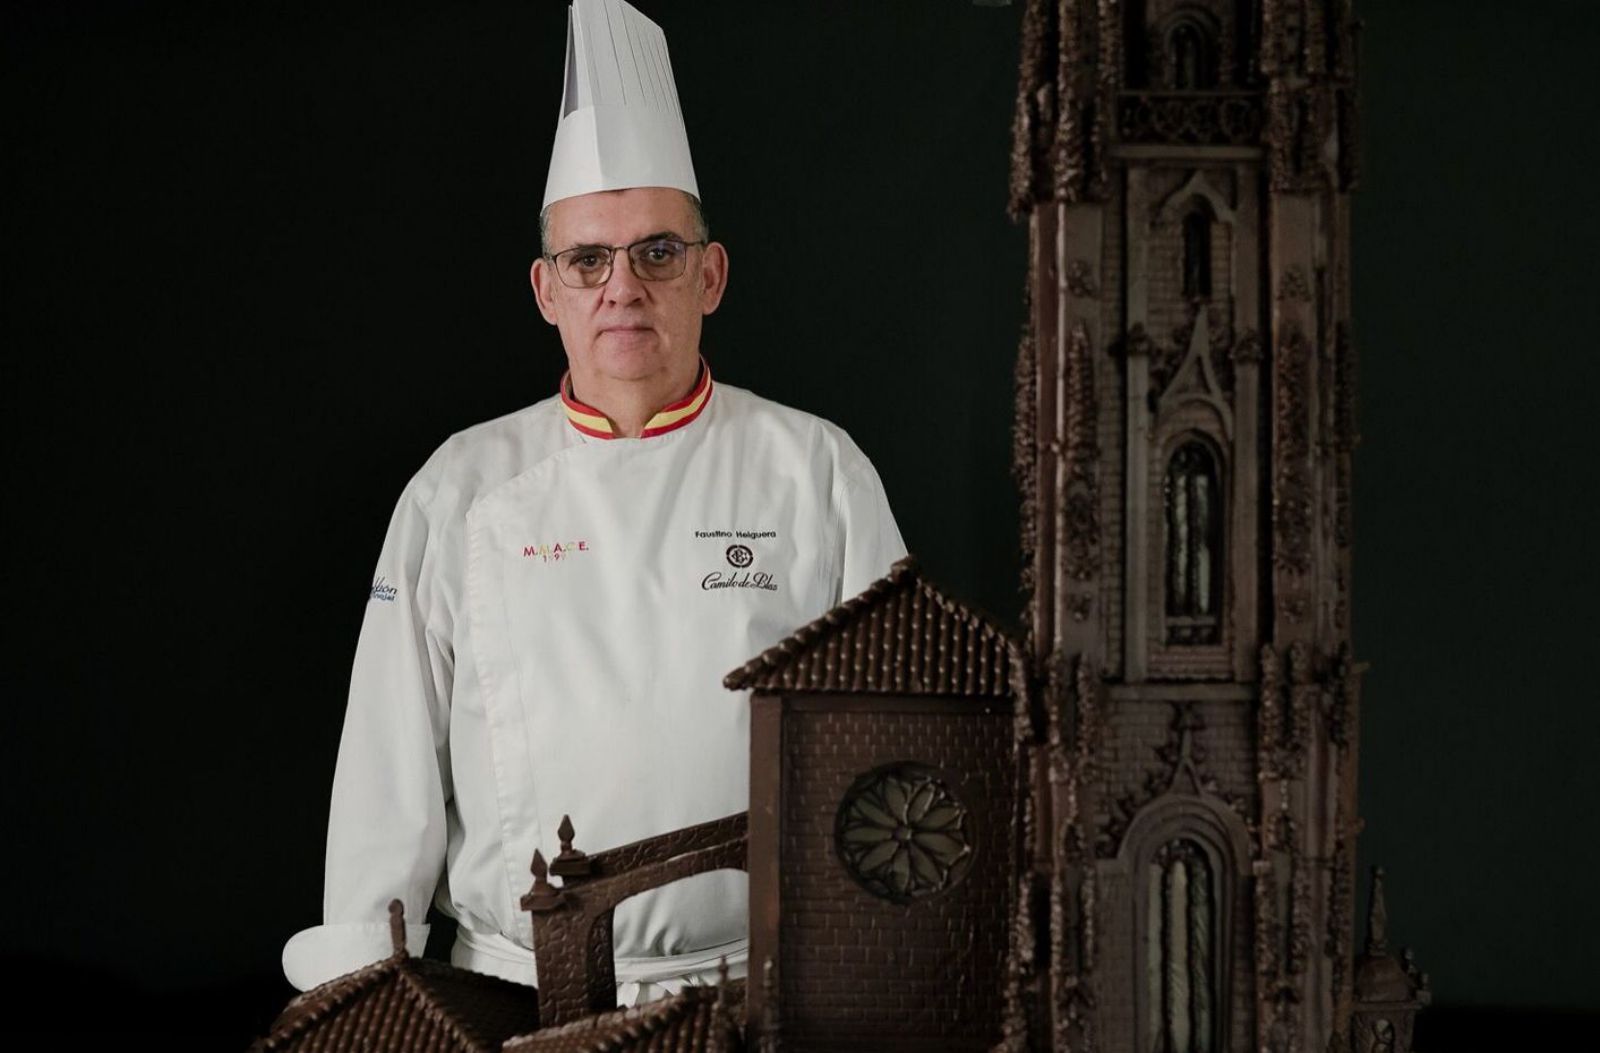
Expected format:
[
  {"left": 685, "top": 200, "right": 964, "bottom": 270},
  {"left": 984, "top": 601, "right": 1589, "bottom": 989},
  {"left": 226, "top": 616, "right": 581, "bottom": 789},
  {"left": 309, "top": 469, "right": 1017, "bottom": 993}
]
[
  {"left": 1167, "top": 21, "right": 1217, "bottom": 90},
  {"left": 1164, "top": 439, "right": 1223, "bottom": 645},
  {"left": 1146, "top": 839, "right": 1218, "bottom": 1053},
  {"left": 1182, "top": 210, "right": 1212, "bottom": 300}
]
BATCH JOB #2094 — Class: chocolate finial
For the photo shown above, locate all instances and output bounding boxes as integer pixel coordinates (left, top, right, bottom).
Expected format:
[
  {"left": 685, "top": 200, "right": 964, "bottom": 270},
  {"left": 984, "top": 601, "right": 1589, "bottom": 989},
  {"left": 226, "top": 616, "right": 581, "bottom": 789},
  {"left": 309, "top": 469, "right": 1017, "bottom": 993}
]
[
  {"left": 1365, "top": 865, "right": 1389, "bottom": 955},
  {"left": 707, "top": 956, "right": 735, "bottom": 1053},
  {"left": 549, "top": 813, "right": 593, "bottom": 879},
  {"left": 387, "top": 899, "right": 408, "bottom": 958},
  {"left": 759, "top": 955, "right": 783, "bottom": 1052},
  {"left": 520, "top": 849, "right": 566, "bottom": 913}
]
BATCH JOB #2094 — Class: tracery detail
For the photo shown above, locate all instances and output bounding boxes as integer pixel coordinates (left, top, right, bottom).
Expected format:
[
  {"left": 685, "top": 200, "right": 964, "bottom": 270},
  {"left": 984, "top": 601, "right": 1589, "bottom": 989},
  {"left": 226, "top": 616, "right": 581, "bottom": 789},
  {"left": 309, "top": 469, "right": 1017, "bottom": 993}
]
[
  {"left": 1165, "top": 438, "right": 1224, "bottom": 645},
  {"left": 836, "top": 763, "right": 973, "bottom": 903}
]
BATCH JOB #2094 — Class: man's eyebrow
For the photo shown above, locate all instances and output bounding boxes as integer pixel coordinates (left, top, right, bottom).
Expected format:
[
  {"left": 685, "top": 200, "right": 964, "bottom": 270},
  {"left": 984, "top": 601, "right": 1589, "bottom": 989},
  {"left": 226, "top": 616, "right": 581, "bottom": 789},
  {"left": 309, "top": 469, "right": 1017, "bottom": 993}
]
[{"left": 558, "top": 232, "right": 684, "bottom": 252}]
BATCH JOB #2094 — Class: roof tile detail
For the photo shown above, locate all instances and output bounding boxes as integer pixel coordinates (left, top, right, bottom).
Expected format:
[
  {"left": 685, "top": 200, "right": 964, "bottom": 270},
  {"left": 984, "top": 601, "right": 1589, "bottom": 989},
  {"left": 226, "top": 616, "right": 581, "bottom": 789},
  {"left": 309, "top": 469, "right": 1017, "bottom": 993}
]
[
  {"left": 504, "top": 980, "right": 743, "bottom": 1052},
  {"left": 253, "top": 953, "right": 539, "bottom": 1053},
  {"left": 723, "top": 557, "right": 1017, "bottom": 696}
]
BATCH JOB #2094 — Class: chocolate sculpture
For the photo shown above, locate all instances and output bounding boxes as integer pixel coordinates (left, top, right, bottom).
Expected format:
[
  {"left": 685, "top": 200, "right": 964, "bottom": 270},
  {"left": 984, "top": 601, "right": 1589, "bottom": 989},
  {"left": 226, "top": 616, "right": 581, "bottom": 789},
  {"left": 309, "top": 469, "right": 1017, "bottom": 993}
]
[
  {"left": 252, "top": 902, "right": 540, "bottom": 1052},
  {"left": 727, "top": 560, "right": 1023, "bottom": 1050},
  {"left": 1002, "top": 1, "right": 1411, "bottom": 1049},
  {"left": 257, "top": 2, "right": 1428, "bottom": 1049},
  {"left": 1000, "top": 1, "right": 1420, "bottom": 1049}
]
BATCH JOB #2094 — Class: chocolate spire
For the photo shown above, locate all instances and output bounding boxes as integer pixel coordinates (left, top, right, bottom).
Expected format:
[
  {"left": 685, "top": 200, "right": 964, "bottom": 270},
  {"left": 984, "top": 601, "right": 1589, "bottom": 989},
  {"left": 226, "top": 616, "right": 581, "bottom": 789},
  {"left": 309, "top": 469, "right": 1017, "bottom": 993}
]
[
  {"left": 707, "top": 957, "right": 735, "bottom": 1053},
  {"left": 387, "top": 899, "right": 408, "bottom": 958},
  {"left": 521, "top": 850, "right": 566, "bottom": 913},
  {"left": 758, "top": 955, "right": 783, "bottom": 1053},
  {"left": 550, "top": 814, "right": 594, "bottom": 879},
  {"left": 1364, "top": 865, "right": 1389, "bottom": 956}
]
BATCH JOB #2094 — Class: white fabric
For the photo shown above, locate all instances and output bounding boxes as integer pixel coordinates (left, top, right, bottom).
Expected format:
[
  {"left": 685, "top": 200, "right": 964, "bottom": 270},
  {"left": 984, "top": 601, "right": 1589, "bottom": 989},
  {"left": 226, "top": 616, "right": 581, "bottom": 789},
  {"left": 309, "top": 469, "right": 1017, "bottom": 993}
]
[
  {"left": 543, "top": 0, "right": 698, "bottom": 208},
  {"left": 282, "top": 383, "right": 906, "bottom": 992},
  {"left": 450, "top": 926, "right": 746, "bottom": 1008}
]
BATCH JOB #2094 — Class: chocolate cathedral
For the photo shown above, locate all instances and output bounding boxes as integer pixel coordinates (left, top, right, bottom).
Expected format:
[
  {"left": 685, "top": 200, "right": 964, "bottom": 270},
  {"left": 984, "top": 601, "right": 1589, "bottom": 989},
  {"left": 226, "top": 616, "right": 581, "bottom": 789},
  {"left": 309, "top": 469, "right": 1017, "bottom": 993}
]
[
  {"left": 1002, "top": 0, "right": 1419, "bottom": 1050},
  {"left": 256, "top": 2, "right": 1430, "bottom": 1050}
]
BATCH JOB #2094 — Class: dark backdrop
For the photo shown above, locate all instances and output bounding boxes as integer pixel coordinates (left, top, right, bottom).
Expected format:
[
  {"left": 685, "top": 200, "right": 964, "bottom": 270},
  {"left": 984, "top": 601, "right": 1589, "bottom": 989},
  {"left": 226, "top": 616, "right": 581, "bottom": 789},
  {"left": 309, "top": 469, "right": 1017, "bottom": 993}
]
[{"left": 4, "top": 0, "right": 1596, "bottom": 1047}]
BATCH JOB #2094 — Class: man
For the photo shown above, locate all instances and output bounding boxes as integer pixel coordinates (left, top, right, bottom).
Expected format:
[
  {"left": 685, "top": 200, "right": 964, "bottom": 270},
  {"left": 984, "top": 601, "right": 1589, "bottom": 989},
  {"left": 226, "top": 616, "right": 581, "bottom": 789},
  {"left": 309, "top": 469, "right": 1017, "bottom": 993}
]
[{"left": 282, "top": 0, "right": 905, "bottom": 1004}]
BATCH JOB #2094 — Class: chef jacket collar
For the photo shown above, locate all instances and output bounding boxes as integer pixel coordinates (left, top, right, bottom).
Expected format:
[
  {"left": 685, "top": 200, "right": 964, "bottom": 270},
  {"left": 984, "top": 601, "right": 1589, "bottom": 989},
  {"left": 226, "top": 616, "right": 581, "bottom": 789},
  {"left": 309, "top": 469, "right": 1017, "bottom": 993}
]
[{"left": 560, "top": 359, "right": 713, "bottom": 440}]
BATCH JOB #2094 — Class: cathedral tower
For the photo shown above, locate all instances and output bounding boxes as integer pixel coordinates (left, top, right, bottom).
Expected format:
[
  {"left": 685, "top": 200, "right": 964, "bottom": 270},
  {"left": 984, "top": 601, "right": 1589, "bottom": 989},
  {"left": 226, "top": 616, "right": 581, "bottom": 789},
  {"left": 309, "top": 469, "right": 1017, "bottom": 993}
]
[{"left": 1007, "top": 2, "right": 1367, "bottom": 1050}]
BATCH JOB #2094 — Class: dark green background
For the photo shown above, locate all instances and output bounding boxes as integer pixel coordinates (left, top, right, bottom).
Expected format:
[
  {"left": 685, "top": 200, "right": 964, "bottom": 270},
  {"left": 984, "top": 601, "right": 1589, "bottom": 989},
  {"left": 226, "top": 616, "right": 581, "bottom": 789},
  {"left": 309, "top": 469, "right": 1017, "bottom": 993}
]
[{"left": 4, "top": 0, "right": 1596, "bottom": 1044}]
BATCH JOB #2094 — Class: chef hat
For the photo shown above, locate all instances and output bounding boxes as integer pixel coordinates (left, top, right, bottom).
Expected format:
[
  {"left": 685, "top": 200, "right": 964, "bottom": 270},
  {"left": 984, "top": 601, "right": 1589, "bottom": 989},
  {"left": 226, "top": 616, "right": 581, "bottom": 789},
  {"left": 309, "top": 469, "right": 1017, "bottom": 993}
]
[{"left": 541, "top": 0, "right": 699, "bottom": 210}]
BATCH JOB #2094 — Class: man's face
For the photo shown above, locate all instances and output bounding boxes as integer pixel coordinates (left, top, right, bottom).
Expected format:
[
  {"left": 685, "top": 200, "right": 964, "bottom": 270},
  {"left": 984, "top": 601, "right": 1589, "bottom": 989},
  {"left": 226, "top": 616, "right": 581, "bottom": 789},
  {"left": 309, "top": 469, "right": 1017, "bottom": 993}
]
[{"left": 531, "top": 187, "right": 728, "bottom": 391}]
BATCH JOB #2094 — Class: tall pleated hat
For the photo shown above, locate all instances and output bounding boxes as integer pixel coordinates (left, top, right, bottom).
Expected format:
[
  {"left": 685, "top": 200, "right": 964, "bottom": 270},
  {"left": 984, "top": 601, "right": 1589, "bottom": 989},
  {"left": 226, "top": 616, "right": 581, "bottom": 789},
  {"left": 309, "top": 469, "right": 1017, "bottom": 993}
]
[{"left": 542, "top": 0, "right": 699, "bottom": 210}]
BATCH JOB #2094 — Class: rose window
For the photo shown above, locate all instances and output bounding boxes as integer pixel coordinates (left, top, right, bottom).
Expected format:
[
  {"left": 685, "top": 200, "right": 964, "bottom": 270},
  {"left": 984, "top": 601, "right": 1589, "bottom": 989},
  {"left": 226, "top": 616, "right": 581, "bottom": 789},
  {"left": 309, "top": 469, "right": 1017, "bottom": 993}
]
[{"left": 835, "top": 763, "right": 973, "bottom": 903}]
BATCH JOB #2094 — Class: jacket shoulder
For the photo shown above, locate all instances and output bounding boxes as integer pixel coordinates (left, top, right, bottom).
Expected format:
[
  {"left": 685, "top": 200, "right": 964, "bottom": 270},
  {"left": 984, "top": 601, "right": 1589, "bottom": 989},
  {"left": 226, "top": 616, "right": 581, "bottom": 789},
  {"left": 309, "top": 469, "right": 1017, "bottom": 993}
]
[
  {"left": 404, "top": 396, "right": 569, "bottom": 514},
  {"left": 711, "top": 384, "right": 873, "bottom": 470}
]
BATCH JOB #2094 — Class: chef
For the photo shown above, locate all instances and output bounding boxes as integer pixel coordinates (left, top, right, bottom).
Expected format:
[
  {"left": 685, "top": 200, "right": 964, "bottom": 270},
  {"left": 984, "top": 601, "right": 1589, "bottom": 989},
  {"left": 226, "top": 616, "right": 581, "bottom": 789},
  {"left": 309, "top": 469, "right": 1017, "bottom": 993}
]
[{"left": 281, "top": 0, "right": 905, "bottom": 1004}]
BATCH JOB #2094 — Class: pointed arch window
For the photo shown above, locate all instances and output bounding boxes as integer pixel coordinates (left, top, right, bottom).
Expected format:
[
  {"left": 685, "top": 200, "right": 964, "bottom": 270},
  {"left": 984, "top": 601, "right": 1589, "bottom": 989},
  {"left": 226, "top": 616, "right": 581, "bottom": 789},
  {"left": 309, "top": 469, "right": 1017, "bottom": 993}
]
[
  {"left": 1168, "top": 20, "right": 1218, "bottom": 90},
  {"left": 1164, "top": 439, "right": 1223, "bottom": 645},
  {"left": 1145, "top": 838, "right": 1219, "bottom": 1053},
  {"left": 1183, "top": 210, "right": 1212, "bottom": 300}
]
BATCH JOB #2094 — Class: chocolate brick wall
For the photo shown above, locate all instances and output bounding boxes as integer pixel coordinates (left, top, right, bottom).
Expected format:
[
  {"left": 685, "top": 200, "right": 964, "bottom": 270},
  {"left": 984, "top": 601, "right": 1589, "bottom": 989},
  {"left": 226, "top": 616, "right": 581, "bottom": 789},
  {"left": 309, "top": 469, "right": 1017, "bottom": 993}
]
[{"left": 777, "top": 702, "right": 1014, "bottom": 1051}]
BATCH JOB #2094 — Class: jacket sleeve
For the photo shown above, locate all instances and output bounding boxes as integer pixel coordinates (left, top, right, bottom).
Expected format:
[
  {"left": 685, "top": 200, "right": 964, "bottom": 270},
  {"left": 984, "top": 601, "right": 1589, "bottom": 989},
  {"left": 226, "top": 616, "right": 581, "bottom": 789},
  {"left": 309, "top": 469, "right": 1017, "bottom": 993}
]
[
  {"left": 833, "top": 438, "right": 909, "bottom": 602},
  {"left": 282, "top": 480, "right": 452, "bottom": 990}
]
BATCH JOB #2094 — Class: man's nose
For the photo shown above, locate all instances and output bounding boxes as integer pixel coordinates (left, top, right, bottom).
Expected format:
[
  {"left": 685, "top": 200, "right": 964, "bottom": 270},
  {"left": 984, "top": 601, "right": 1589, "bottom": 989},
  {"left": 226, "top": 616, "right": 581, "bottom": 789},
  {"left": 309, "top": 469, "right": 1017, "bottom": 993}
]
[{"left": 602, "top": 251, "right": 646, "bottom": 303}]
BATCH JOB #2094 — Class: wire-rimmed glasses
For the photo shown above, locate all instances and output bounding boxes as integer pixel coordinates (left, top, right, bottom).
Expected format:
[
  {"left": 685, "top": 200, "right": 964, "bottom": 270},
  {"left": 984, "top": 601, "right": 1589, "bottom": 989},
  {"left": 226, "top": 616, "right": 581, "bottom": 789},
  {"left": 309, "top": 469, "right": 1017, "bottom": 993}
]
[{"left": 547, "top": 236, "right": 707, "bottom": 289}]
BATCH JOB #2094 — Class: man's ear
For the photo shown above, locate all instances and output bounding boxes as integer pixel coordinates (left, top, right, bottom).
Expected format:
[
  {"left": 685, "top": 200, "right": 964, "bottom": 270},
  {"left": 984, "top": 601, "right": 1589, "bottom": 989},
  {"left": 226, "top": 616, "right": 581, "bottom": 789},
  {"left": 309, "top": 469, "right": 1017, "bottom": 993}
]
[
  {"left": 698, "top": 241, "right": 729, "bottom": 316},
  {"left": 530, "top": 257, "right": 560, "bottom": 324}
]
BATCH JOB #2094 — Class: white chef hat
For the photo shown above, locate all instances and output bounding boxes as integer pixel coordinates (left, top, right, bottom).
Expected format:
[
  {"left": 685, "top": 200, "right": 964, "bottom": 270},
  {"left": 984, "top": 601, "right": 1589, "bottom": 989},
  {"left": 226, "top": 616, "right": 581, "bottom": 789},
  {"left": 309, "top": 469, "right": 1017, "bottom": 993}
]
[{"left": 541, "top": 0, "right": 699, "bottom": 210}]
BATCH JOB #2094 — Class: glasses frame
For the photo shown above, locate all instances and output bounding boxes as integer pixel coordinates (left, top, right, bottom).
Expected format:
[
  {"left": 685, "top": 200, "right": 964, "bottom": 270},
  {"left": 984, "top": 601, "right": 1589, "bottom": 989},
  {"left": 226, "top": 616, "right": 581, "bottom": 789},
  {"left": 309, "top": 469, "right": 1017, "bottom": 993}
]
[{"left": 545, "top": 236, "right": 709, "bottom": 289}]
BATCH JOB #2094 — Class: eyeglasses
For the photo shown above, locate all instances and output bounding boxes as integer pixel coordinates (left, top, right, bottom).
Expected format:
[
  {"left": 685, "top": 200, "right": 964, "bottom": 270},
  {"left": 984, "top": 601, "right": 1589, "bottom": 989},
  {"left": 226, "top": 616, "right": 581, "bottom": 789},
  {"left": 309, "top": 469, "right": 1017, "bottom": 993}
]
[{"left": 546, "top": 236, "right": 707, "bottom": 289}]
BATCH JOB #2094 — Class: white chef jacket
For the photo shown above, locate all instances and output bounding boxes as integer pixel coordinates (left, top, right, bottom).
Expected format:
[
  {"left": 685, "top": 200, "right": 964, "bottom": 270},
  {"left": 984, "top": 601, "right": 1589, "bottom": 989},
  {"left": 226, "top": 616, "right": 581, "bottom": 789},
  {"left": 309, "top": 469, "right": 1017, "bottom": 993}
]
[{"left": 282, "top": 371, "right": 906, "bottom": 995}]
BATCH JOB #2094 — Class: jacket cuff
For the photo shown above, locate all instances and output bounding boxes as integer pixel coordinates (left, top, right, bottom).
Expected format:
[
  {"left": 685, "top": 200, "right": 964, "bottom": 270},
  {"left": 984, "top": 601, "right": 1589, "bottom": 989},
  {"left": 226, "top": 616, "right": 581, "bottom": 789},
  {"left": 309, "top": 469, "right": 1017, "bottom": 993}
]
[{"left": 282, "top": 920, "right": 431, "bottom": 991}]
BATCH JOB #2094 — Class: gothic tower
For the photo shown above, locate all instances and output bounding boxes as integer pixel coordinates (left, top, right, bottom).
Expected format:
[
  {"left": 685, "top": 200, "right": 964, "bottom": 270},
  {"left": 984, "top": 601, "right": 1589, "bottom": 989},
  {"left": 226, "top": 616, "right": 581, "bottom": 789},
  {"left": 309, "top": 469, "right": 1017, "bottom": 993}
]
[{"left": 1006, "top": 2, "right": 1366, "bottom": 1050}]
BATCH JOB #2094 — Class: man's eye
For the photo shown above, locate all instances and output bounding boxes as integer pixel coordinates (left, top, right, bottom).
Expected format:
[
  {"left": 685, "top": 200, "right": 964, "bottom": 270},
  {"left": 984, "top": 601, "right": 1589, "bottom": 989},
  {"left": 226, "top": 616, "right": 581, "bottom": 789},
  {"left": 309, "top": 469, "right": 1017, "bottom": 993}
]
[
  {"left": 641, "top": 241, "right": 681, "bottom": 263},
  {"left": 571, "top": 251, "right": 607, "bottom": 271}
]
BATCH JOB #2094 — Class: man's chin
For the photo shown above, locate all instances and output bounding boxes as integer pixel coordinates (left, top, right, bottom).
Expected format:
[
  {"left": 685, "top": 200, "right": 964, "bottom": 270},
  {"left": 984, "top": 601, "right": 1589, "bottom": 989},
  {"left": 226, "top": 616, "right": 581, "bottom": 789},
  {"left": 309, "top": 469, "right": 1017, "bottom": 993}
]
[
  {"left": 589, "top": 332, "right": 659, "bottom": 367},
  {"left": 581, "top": 341, "right": 673, "bottom": 384},
  {"left": 595, "top": 327, "right": 658, "bottom": 352}
]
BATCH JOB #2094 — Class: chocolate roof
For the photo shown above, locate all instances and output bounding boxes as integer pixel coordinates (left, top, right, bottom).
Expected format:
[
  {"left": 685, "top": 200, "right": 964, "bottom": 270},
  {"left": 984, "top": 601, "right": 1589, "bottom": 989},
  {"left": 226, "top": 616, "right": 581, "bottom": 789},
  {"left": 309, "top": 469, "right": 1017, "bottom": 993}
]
[
  {"left": 723, "top": 557, "right": 1017, "bottom": 696},
  {"left": 503, "top": 980, "right": 744, "bottom": 1053},
  {"left": 1353, "top": 953, "right": 1418, "bottom": 1005},
  {"left": 253, "top": 950, "right": 539, "bottom": 1053}
]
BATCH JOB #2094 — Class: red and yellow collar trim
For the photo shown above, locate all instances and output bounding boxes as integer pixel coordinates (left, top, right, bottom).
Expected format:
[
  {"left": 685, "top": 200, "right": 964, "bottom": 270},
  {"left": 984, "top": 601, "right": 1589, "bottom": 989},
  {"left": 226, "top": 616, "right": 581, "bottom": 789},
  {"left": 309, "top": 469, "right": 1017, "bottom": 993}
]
[{"left": 560, "top": 363, "right": 713, "bottom": 439}]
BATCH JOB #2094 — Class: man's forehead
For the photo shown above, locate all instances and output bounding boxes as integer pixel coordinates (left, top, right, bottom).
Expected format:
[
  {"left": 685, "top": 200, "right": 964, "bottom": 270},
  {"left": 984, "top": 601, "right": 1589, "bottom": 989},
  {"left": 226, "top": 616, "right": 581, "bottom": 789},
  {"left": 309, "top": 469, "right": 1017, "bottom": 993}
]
[{"left": 547, "top": 187, "right": 697, "bottom": 245}]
